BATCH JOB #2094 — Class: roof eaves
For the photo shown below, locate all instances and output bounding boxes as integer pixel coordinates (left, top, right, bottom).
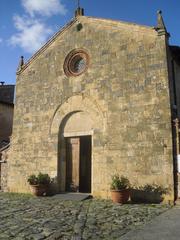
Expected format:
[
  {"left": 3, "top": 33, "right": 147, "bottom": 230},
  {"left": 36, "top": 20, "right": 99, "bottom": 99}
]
[{"left": 85, "top": 16, "right": 154, "bottom": 30}]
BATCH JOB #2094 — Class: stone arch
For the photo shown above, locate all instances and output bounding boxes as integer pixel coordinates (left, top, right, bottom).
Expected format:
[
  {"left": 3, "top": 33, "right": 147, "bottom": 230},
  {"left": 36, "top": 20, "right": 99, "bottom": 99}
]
[
  {"left": 50, "top": 95, "right": 106, "bottom": 192},
  {"left": 50, "top": 94, "right": 105, "bottom": 136}
]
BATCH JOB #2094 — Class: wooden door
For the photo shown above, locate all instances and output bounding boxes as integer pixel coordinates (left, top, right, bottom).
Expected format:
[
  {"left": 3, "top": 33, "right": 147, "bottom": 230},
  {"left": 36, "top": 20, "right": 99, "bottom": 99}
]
[
  {"left": 66, "top": 137, "right": 80, "bottom": 192},
  {"left": 79, "top": 136, "right": 91, "bottom": 193}
]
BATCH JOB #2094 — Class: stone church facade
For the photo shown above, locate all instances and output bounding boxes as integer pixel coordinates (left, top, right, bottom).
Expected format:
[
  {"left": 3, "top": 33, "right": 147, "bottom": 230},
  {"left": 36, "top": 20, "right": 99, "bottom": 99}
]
[{"left": 6, "top": 9, "right": 180, "bottom": 202}]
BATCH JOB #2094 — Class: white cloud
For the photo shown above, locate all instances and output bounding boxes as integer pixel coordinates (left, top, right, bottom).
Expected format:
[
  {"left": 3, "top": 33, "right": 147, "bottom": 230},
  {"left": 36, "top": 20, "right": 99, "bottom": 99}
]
[
  {"left": 0, "top": 38, "right": 3, "bottom": 43},
  {"left": 9, "top": 0, "right": 67, "bottom": 53},
  {"left": 22, "top": 0, "right": 67, "bottom": 17},
  {"left": 9, "top": 15, "right": 53, "bottom": 54}
]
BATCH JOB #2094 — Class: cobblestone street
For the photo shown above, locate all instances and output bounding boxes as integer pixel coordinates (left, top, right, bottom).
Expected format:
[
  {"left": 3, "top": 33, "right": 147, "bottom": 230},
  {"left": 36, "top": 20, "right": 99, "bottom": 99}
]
[{"left": 0, "top": 193, "right": 170, "bottom": 240}]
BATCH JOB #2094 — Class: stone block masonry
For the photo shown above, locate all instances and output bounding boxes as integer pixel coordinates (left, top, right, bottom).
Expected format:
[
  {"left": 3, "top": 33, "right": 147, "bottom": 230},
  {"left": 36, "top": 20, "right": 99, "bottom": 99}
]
[
  {"left": 7, "top": 16, "right": 174, "bottom": 202},
  {"left": 0, "top": 193, "right": 170, "bottom": 239}
]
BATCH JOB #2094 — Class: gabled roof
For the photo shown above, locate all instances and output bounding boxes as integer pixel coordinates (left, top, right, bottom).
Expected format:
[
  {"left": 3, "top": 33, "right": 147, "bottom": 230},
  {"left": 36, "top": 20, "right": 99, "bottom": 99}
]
[
  {"left": 86, "top": 16, "right": 153, "bottom": 29},
  {"left": 17, "top": 15, "right": 156, "bottom": 75}
]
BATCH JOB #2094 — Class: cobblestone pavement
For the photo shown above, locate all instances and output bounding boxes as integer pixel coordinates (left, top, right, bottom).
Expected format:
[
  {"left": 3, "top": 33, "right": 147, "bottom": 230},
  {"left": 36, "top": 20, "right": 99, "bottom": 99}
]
[{"left": 0, "top": 193, "right": 171, "bottom": 240}]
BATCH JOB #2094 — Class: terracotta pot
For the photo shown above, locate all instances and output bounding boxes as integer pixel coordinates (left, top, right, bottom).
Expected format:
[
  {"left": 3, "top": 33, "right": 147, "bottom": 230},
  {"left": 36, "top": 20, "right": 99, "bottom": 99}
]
[
  {"left": 111, "top": 189, "right": 130, "bottom": 204},
  {"left": 30, "top": 184, "right": 49, "bottom": 196}
]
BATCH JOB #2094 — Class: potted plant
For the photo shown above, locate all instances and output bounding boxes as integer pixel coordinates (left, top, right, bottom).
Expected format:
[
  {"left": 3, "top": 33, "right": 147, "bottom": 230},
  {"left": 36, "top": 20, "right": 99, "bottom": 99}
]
[
  {"left": 110, "top": 174, "right": 130, "bottom": 204},
  {"left": 27, "top": 172, "right": 51, "bottom": 196},
  {"left": 130, "top": 184, "right": 168, "bottom": 203}
]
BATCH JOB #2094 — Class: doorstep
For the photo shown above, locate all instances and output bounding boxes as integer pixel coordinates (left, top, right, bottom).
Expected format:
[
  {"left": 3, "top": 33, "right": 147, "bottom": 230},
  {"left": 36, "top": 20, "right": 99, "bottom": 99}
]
[
  {"left": 175, "top": 198, "right": 180, "bottom": 205},
  {"left": 52, "top": 192, "right": 92, "bottom": 201}
]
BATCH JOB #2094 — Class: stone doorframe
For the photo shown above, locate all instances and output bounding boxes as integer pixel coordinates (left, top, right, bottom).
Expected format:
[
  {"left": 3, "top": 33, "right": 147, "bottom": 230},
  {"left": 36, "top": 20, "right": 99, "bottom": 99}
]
[{"left": 50, "top": 95, "right": 106, "bottom": 193}]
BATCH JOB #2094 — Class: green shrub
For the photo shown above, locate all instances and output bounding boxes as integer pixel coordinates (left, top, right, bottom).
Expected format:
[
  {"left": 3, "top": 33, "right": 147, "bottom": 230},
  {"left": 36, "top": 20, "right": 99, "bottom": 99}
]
[
  {"left": 27, "top": 174, "right": 38, "bottom": 185},
  {"left": 110, "top": 174, "right": 130, "bottom": 190},
  {"left": 27, "top": 173, "right": 51, "bottom": 185},
  {"left": 136, "top": 184, "right": 168, "bottom": 194},
  {"left": 37, "top": 173, "right": 51, "bottom": 185}
]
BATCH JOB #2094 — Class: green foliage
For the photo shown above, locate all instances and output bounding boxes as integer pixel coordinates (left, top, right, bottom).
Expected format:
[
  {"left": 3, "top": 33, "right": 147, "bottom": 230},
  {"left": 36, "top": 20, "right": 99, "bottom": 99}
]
[
  {"left": 135, "top": 184, "right": 169, "bottom": 194},
  {"left": 27, "top": 173, "right": 51, "bottom": 185},
  {"left": 110, "top": 174, "right": 130, "bottom": 190},
  {"left": 0, "top": 192, "right": 34, "bottom": 199},
  {"left": 37, "top": 173, "right": 51, "bottom": 185},
  {"left": 27, "top": 174, "right": 38, "bottom": 185}
]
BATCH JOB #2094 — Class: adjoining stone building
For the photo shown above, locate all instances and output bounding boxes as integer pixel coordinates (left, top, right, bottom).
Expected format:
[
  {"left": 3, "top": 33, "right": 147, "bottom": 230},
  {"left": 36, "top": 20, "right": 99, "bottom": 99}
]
[
  {"left": 6, "top": 8, "right": 180, "bottom": 202},
  {"left": 0, "top": 83, "right": 14, "bottom": 190},
  {"left": 0, "top": 83, "right": 14, "bottom": 148}
]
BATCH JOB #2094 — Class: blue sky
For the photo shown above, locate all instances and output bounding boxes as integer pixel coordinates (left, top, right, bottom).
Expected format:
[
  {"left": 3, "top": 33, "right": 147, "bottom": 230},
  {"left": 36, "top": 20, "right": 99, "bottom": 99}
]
[{"left": 0, "top": 0, "right": 179, "bottom": 85}]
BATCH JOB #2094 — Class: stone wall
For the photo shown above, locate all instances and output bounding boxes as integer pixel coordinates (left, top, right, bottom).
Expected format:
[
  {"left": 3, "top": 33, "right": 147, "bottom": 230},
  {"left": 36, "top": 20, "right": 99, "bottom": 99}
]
[
  {"left": 0, "top": 103, "right": 14, "bottom": 143},
  {"left": 171, "top": 49, "right": 180, "bottom": 199},
  {"left": 174, "top": 61, "right": 180, "bottom": 118},
  {"left": 0, "top": 148, "right": 9, "bottom": 191},
  {"left": 0, "top": 85, "right": 15, "bottom": 104},
  {"left": 8, "top": 16, "right": 174, "bottom": 201}
]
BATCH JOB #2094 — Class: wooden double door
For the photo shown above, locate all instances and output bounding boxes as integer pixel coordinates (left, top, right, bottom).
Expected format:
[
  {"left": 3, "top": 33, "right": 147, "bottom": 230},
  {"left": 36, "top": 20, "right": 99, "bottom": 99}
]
[{"left": 66, "top": 136, "right": 91, "bottom": 193}]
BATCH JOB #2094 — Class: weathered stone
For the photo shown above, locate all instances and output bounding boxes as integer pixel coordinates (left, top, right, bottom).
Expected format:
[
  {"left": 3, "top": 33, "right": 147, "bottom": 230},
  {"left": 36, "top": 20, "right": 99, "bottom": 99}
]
[{"left": 0, "top": 193, "right": 171, "bottom": 239}]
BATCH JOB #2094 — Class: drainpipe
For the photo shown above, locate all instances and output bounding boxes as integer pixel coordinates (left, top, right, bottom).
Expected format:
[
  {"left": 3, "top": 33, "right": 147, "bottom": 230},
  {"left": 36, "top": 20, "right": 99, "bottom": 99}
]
[
  {"left": 174, "top": 118, "right": 180, "bottom": 200},
  {"left": 175, "top": 119, "right": 180, "bottom": 156}
]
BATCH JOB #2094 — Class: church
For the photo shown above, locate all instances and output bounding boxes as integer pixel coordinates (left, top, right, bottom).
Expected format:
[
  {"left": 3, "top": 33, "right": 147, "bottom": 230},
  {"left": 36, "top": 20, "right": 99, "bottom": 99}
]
[{"left": 5, "top": 7, "right": 180, "bottom": 202}]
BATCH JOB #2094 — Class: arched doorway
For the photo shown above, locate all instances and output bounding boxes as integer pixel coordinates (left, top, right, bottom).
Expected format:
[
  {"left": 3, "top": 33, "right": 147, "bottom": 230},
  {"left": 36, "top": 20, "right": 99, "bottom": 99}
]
[
  {"left": 50, "top": 95, "right": 106, "bottom": 195},
  {"left": 59, "top": 111, "right": 94, "bottom": 193}
]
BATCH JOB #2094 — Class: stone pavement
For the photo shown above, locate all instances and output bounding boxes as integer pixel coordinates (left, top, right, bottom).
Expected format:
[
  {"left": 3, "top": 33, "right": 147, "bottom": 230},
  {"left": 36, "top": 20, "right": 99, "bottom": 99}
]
[
  {"left": 0, "top": 193, "right": 171, "bottom": 240},
  {"left": 52, "top": 193, "right": 91, "bottom": 201},
  {"left": 120, "top": 206, "right": 180, "bottom": 240}
]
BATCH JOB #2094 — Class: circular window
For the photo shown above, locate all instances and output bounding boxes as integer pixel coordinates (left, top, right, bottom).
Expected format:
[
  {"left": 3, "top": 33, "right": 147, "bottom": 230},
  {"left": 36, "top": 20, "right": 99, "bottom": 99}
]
[{"left": 64, "top": 49, "right": 89, "bottom": 76}]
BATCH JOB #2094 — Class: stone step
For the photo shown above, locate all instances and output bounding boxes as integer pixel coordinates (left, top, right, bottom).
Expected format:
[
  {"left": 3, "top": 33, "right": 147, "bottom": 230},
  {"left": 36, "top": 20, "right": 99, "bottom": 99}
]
[
  {"left": 175, "top": 198, "right": 180, "bottom": 205},
  {"left": 52, "top": 192, "right": 92, "bottom": 201}
]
